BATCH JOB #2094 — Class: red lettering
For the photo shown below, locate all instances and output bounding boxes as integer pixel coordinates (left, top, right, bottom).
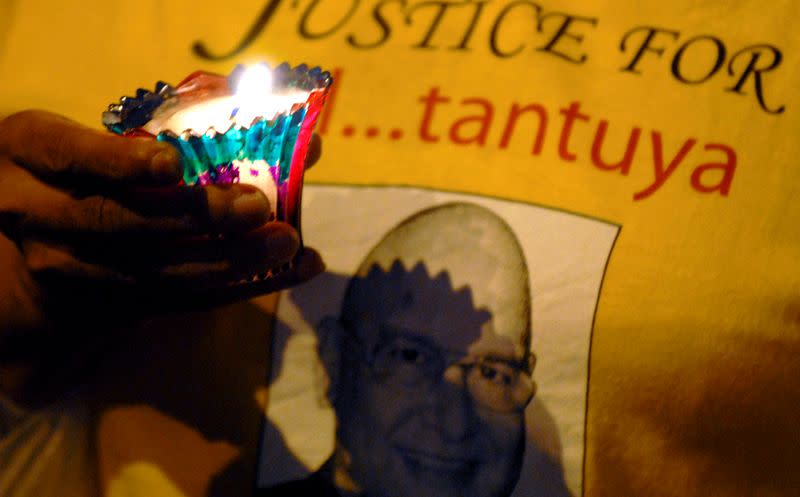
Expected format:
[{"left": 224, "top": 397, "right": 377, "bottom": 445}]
[
  {"left": 633, "top": 132, "right": 697, "bottom": 201},
  {"left": 499, "top": 103, "right": 548, "bottom": 155},
  {"left": 419, "top": 87, "right": 451, "bottom": 142},
  {"left": 590, "top": 120, "right": 641, "bottom": 174},
  {"left": 449, "top": 98, "right": 494, "bottom": 146},
  {"left": 558, "top": 101, "right": 590, "bottom": 161},
  {"left": 690, "top": 143, "right": 737, "bottom": 195},
  {"left": 410, "top": 88, "right": 738, "bottom": 200}
]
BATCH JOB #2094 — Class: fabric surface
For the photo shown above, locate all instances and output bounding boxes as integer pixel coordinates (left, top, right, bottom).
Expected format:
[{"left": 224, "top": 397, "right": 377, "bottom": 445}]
[{"left": 0, "top": 1, "right": 798, "bottom": 496}]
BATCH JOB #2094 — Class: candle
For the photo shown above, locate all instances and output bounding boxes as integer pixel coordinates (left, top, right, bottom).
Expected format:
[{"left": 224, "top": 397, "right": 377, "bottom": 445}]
[
  {"left": 144, "top": 64, "right": 312, "bottom": 135},
  {"left": 103, "top": 62, "right": 334, "bottom": 236}
]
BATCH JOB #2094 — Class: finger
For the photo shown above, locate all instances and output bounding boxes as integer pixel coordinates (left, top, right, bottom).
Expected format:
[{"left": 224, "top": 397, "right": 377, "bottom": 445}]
[
  {"left": 110, "top": 247, "right": 323, "bottom": 314},
  {"left": 148, "top": 247, "right": 323, "bottom": 315},
  {"left": 3, "top": 163, "right": 271, "bottom": 236},
  {"left": 21, "top": 239, "right": 135, "bottom": 284},
  {"left": 25, "top": 223, "right": 301, "bottom": 286},
  {"left": 75, "top": 223, "right": 301, "bottom": 282},
  {"left": 305, "top": 133, "right": 322, "bottom": 170},
  {"left": 0, "top": 110, "right": 182, "bottom": 185},
  {"left": 163, "top": 223, "right": 300, "bottom": 275},
  {"left": 101, "top": 183, "right": 274, "bottom": 236},
  {"left": 190, "top": 247, "right": 325, "bottom": 308},
  {"left": 27, "top": 243, "right": 323, "bottom": 317}
]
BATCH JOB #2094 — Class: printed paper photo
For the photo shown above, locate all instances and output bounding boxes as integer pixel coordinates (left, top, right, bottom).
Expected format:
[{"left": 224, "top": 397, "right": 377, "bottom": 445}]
[{"left": 257, "top": 185, "right": 618, "bottom": 497}]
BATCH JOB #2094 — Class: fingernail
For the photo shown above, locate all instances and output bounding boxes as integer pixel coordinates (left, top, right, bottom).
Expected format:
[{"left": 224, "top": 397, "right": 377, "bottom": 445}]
[
  {"left": 231, "top": 188, "right": 271, "bottom": 227},
  {"left": 150, "top": 146, "right": 182, "bottom": 183},
  {"left": 267, "top": 230, "right": 300, "bottom": 262},
  {"left": 295, "top": 249, "right": 325, "bottom": 280}
]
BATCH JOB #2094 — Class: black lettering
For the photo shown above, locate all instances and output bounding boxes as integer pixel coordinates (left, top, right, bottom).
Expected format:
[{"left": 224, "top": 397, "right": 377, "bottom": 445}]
[
  {"left": 192, "top": 0, "right": 282, "bottom": 60},
  {"left": 726, "top": 44, "right": 785, "bottom": 115},
  {"left": 489, "top": 1, "right": 542, "bottom": 58},
  {"left": 406, "top": 1, "right": 459, "bottom": 50},
  {"left": 619, "top": 26, "right": 680, "bottom": 74},
  {"left": 299, "top": 0, "right": 360, "bottom": 40},
  {"left": 347, "top": 0, "right": 406, "bottom": 49},
  {"left": 451, "top": 1, "right": 489, "bottom": 51},
  {"left": 536, "top": 12, "right": 598, "bottom": 64},
  {"left": 671, "top": 35, "right": 726, "bottom": 84}
]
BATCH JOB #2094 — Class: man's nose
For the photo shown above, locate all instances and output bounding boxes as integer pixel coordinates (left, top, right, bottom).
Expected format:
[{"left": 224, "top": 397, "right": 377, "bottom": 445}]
[{"left": 425, "top": 365, "right": 477, "bottom": 442}]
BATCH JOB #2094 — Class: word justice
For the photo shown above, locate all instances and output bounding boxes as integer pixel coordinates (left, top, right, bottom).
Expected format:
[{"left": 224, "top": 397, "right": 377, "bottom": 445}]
[{"left": 194, "top": 0, "right": 785, "bottom": 115}]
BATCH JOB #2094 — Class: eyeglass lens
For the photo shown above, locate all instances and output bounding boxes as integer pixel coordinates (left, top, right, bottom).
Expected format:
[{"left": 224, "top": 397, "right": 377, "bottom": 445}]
[{"left": 370, "top": 335, "right": 533, "bottom": 413}]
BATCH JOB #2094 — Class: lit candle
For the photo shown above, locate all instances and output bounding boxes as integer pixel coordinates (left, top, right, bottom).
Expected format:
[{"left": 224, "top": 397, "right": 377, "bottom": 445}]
[
  {"left": 231, "top": 64, "right": 311, "bottom": 127},
  {"left": 144, "top": 64, "right": 312, "bottom": 135},
  {"left": 103, "top": 62, "right": 333, "bottom": 236}
]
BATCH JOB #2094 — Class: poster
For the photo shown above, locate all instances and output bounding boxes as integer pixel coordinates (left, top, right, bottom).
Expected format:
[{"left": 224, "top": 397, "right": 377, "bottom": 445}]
[{"left": 258, "top": 185, "right": 618, "bottom": 497}]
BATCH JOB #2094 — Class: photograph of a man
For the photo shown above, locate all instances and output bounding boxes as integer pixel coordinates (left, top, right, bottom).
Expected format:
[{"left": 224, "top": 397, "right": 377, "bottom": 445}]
[
  {"left": 269, "top": 202, "right": 536, "bottom": 497},
  {"left": 259, "top": 185, "right": 619, "bottom": 497}
]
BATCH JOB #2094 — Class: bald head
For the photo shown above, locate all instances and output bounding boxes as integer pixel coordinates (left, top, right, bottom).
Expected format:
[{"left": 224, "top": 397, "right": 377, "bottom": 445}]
[{"left": 342, "top": 202, "right": 531, "bottom": 354}]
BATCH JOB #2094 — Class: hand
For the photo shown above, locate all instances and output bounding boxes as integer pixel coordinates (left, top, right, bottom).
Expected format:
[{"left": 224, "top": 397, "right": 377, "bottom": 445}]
[{"left": 0, "top": 111, "right": 324, "bottom": 396}]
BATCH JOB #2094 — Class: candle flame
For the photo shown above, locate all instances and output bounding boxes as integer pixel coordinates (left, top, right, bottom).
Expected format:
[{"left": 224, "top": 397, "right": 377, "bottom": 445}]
[
  {"left": 234, "top": 64, "right": 274, "bottom": 125},
  {"left": 236, "top": 64, "right": 273, "bottom": 102}
]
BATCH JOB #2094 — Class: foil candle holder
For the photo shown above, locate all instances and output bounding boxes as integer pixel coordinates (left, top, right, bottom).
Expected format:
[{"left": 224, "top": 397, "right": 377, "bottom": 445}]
[{"left": 102, "top": 62, "right": 333, "bottom": 237}]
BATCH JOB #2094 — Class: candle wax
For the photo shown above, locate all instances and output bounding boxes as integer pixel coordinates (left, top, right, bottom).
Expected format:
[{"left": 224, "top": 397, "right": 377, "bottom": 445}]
[{"left": 143, "top": 90, "right": 311, "bottom": 136}]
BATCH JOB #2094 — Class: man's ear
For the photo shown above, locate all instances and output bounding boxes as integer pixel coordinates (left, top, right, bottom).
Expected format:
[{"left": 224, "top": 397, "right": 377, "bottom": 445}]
[{"left": 316, "top": 316, "right": 344, "bottom": 407}]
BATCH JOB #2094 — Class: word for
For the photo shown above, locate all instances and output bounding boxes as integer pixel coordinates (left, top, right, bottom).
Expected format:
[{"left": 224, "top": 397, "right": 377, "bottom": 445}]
[{"left": 619, "top": 27, "right": 784, "bottom": 114}]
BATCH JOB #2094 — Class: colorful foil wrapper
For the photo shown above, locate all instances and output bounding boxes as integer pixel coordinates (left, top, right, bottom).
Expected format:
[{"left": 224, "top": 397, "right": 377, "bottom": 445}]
[{"left": 102, "top": 62, "right": 333, "bottom": 235}]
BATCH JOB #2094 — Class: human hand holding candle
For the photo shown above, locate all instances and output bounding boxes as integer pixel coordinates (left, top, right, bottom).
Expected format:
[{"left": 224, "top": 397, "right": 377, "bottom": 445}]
[
  {"left": 0, "top": 109, "right": 324, "bottom": 403},
  {"left": 0, "top": 62, "right": 331, "bottom": 402}
]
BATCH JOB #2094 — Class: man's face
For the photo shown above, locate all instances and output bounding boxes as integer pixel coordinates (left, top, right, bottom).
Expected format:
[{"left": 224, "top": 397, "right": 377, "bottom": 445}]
[{"left": 334, "top": 295, "right": 529, "bottom": 497}]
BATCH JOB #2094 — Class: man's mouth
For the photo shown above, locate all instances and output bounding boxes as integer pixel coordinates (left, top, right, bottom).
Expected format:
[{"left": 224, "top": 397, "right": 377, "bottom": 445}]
[{"left": 395, "top": 446, "right": 480, "bottom": 475}]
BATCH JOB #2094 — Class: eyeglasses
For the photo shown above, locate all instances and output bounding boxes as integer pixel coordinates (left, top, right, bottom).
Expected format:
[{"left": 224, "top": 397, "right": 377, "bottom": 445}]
[{"left": 343, "top": 325, "right": 535, "bottom": 414}]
